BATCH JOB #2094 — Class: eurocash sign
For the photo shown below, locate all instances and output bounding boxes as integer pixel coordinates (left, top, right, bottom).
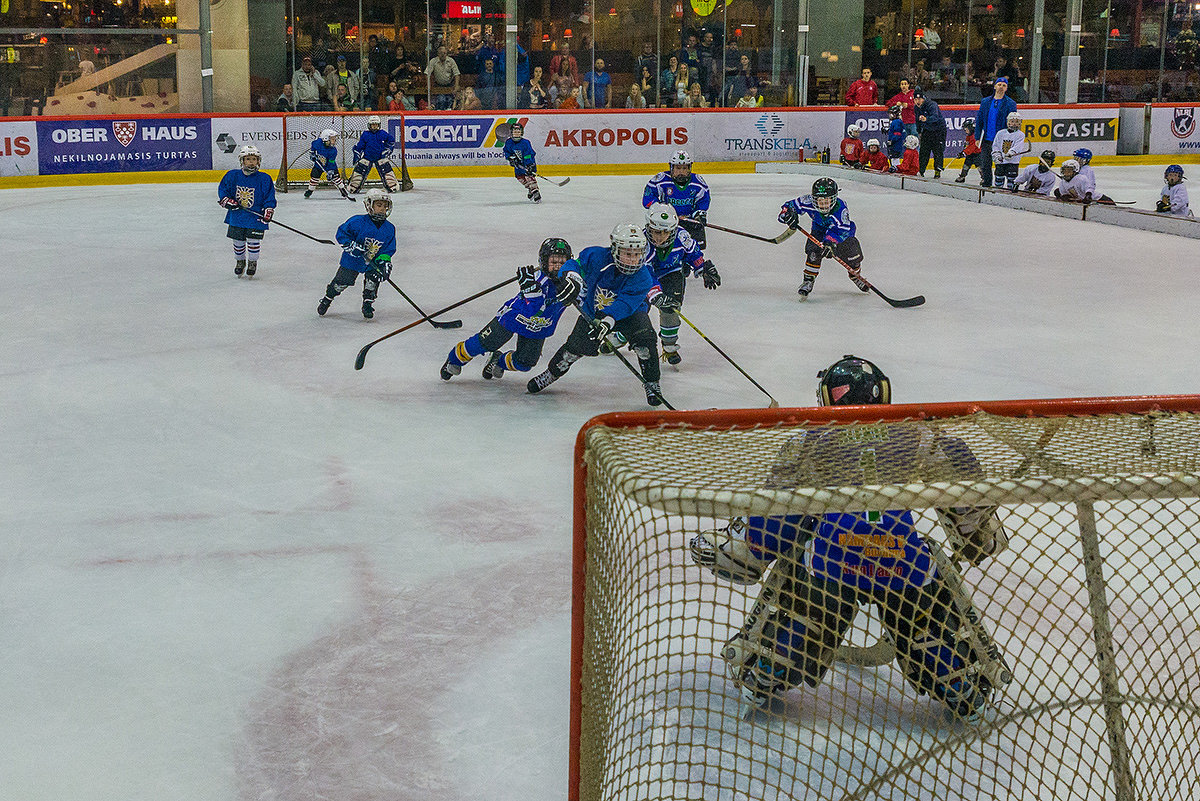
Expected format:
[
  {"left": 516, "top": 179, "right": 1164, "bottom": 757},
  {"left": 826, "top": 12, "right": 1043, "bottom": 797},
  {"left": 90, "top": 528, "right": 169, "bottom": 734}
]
[
  {"left": 1021, "top": 117, "right": 1117, "bottom": 143},
  {"left": 37, "top": 118, "right": 211, "bottom": 174},
  {"left": 723, "top": 112, "right": 801, "bottom": 153}
]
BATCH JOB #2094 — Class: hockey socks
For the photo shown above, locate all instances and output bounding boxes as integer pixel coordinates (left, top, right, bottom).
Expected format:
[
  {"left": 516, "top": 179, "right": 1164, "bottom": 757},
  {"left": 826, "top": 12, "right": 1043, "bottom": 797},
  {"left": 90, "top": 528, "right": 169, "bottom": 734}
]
[
  {"left": 447, "top": 336, "right": 486, "bottom": 369},
  {"left": 233, "top": 241, "right": 247, "bottom": 275}
]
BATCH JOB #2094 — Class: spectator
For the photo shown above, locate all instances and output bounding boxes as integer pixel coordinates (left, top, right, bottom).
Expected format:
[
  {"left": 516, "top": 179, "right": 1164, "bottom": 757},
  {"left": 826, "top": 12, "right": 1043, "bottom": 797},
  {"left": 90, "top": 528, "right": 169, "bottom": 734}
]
[
  {"left": 638, "top": 65, "right": 657, "bottom": 104},
  {"left": 990, "top": 55, "right": 1022, "bottom": 101},
  {"left": 735, "top": 83, "right": 760, "bottom": 107},
  {"left": 519, "top": 65, "right": 549, "bottom": 109},
  {"left": 457, "top": 86, "right": 483, "bottom": 111},
  {"left": 627, "top": 82, "right": 647, "bottom": 108},
  {"left": 558, "top": 85, "right": 582, "bottom": 109},
  {"left": 636, "top": 41, "right": 657, "bottom": 77},
  {"left": 913, "top": 87, "right": 947, "bottom": 177},
  {"left": 660, "top": 55, "right": 680, "bottom": 101},
  {"left": 682, "top": 81, "right": 708, "bottom": 108},
  {"left": 426, "top": 45, "right": 461, "bottom": 110},
  {"left": 973, "top": 75, "right": 1017, "bottom": 187},
  {"left": 321, "top": 64, "right": 338, "bottom": 108},
  {"left": 496, "top": 39, "right": 530, "bottom": 89},
  {"left": 367, "top": 35, "right": 392, "bottom": 97},
  {"left": 724, "top": 54, "right": 755, "bottom": 105},
  {"left": 550, "top": 57, "right": 576, "bottom": 107},
  {"left": 275, "top": 83, "right": 295, "bottom": 111},
  {"left": 333, "top": 55, "right": 362, "bottom": 106},
  {"left": 584, "top": 57, "right": 613, "bottom": 109},
  {"left": 919, "top": 21, "right": 941, "bottom": 50},
  {"left": 334, "top": 82, "right": 359, "bottom": 111},
  {"left": 671, "top": 64, "right": 692, "bottom": 106},
  {"left": 549, "top": 42, "right": 580, "bottom": 87},
  {"left": 476, "top": 57, "right": 502, "bottom": 108},
  {"left": 844, "top": 66, "right": 879, "bottom": 106},
  {"left": 291, "top": 56, "right": 326, "bottom": 111},
  {"left": 390, "top": 45, "right": 415, "bottom": 84},
  {"left": 677, "top": 33, "right": 701, "bottom": 73},
  {"left": 385, "top": 80, "right": 414, "bottom": 111},
  {"left": 698, "top": 31, "right": 717, "bottom": 90},
  {"left": 477, "top": 33, "right": 501, "bottom": 70},
  {"left": 885, "top": 77, "right": 917, "bottom": 137},
  {"left": 912, "top": 59, "right": 931, "bottom": 88}
]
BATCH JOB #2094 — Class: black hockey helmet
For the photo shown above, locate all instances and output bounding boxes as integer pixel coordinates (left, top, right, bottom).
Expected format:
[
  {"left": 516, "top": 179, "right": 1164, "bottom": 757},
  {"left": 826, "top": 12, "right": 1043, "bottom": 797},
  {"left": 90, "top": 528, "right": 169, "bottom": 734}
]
[
  {"left": 538, "top": 237, "right": 573, "bottom": 271},
  {"left": 1040, "top": 149, "right": 1056, "bottom": 165},
  {"left": 817, "top": 355, "right": 891, "bottom": 406},
  {"left": 812, "top": 177, "right": 838, "bottom": 213},
  {"left": 962, "top": 117, "right": 975, "bottom": 132}
]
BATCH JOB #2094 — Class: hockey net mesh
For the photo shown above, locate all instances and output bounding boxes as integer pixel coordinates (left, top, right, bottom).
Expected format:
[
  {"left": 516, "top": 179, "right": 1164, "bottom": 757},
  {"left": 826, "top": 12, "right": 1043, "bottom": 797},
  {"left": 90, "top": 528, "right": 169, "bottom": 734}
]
[
  {"left": 276, "top": 112, "right": 407, "bottom": 191},
  {"left": 574, "top": 400, "right": 1200, "bottom": 801}
]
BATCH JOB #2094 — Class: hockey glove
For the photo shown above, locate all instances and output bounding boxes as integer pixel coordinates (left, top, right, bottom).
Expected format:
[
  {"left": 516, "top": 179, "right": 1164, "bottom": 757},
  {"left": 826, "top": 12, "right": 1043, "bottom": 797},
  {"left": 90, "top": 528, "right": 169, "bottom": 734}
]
[
  {"left": 956, "top": 150, "right": 965, "bottom": 159},
  {"left": 589, "top": 315, "right": 615, "bottom": 344},
  {"left": 821, "top": 241, "right": 838, "bottom": 260},
  {"left": 516, "top": 264, "right": 540, "bottom": 295},
  {"left": 506, "top": 153, "right": 523, "bottom": 167},
  {"left": 342, "top": 241, "right": 367, "bottom": 259},
  {"left": 700, "top": 260, "right": 721, "bottom": 290},
  {"left": 526, "top": 166, "right": 538, "bottom": 177},
  {"left": 261, "top": 207, "right": 275, "bottom": 222},
  {"left": 650, "top": 289, "right": 680, "bottom": 311},
  {"left": 219, "top": 197, "right": 241, "bottom": 210},
  {"left": 778, "top": 206, "right": 799, "bottom": 229},
  {"left": 554, "top": 272, "right": 584, "bottom": 306},
  {"left": 1157, "top": 199, "right": 1170, "bottom": 213},
  {"left": 353, "top": 149, "right": 365, "bottom": 163},
  {"left": 368, "top": 255, "right": 392, "bottom": 283},
  {"left": 690, "top": 210, "right": 707, "bottom": 225}
]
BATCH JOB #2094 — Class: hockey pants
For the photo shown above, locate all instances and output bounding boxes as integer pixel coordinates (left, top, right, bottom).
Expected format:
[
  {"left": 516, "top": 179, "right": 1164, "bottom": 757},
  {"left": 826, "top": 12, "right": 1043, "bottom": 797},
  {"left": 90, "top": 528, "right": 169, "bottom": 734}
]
[
  {"left": 656, "top": 271, "right": 686, "bottom": 348},
  {"left": 803, "top": 236, "right": 864, "bottom": 283},
  {"left": 323, "top": 266, "right": 380, "bottom": 303},
  {"left": 545, "top": 311, "right": 660, "bottom": 383},
  {"left": 449, "top": 317, "right": 545, "bottom": 372}
]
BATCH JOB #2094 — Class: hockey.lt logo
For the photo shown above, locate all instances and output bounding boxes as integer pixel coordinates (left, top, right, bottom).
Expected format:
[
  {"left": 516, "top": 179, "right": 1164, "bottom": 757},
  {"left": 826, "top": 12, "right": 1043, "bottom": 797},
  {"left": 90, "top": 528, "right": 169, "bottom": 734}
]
[
  {"left": 363, "top": 238, "right": 383, "bottom": 260},
  {"left": 112, "top": 121, "right": 137, "bottom": 147},
  {"left": 593, "top": 287, "right": 616, "bottom": 311},
  {"left": 1172, "top": 107, "right": 1196, "bottom": 139},
  {"left": 755, "top": 113, "right": 785, "bottom": 137},
  {"left": 403, "top": 118, "right": 491, "bottom": 148},
  {"left": 484, "top": 117, "right": 529, "bottom": 148},
  {"left": 235, "top": 185, "right": 255, "bottom": 208}
]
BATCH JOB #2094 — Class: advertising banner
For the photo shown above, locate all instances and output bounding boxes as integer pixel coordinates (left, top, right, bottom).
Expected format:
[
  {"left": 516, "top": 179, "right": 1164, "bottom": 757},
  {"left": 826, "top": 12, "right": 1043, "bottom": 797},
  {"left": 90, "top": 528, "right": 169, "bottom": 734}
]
[
  {"left": 0, "top": 120, "right": 38, "bottom": 177},
  {"left": 209, "top": 117, "right": 285, "bottom": 172},
  {"left": 393, "top": 114, "right": 516, "bottom": 166},
  {"left": 36, "top": 117, "right": 212, "bottom": 174},
  {"left": 695, "top": 109, "right": 842, "bottom": 162},
  {"left": 1148, "top": 105, "right": 1200, "bottom": 155}
]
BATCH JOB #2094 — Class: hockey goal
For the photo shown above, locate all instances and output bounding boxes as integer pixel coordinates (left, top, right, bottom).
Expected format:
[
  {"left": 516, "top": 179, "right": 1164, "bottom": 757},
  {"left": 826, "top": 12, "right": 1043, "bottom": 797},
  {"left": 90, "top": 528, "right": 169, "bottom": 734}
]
[
  {"left": 571, "top": 396, "right": 1200, "bottom": 801},
  {"left": 275, "top": 112, "right": 411, "bottom": 192}
]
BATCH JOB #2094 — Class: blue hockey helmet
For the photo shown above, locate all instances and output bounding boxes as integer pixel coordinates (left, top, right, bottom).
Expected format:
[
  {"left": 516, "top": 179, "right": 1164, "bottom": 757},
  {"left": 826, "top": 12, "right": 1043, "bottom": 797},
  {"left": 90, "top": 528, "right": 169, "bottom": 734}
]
[
  {"left": 1165, "top": 164, "right": 1185, "bottom": 180},
  {"left": 1072, "top": 147, "right": 1093, "bottom": 164}
]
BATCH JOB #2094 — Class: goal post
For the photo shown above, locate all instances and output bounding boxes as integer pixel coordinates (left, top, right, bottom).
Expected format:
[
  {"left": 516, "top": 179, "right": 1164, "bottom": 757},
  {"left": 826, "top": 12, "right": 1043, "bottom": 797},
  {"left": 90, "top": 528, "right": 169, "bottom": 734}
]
[
  {"left": 275, "top": 111, "right": 411, "bottom": 192},
  {"left": 571, "top": 395, "right": 1200, "bottom": 801}
]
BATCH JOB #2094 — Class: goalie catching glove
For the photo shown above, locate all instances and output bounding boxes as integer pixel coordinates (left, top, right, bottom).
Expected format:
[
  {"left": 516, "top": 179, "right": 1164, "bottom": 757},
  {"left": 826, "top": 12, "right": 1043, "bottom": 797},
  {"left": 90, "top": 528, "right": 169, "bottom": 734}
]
[
  {"left": 689, "top": 518, "right": 774, "bottom": 585},
  {"left": 938, "top": 506, "right": 1008, "bottom": 566}
]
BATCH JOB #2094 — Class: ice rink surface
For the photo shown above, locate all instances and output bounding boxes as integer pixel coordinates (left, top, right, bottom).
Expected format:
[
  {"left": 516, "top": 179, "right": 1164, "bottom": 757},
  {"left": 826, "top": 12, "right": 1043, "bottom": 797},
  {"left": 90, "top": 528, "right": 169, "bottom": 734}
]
[{"left": 1, "top": 165, "right": 1197, "bottom": 801}]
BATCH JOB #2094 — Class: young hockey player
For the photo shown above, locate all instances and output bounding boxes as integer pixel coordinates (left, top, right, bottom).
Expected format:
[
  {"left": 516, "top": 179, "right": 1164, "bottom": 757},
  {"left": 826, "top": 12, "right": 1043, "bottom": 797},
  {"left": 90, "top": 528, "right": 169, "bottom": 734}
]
[
  {"left": 217, "top": 145, "right": 276, "bottom": 277},
  {"left": 643, "top": 203, "right": 721, "bottom": 365},
  {"left": 895, "top": 134, "right": 920, "bottom": 175},
  {"left": 689, "top": 355, "right": 1008, "bottom": 719},
  {"left": 778, "top": 177, "right": 869, "bottom": 300},
  {"left": 839, "top": 124, "right": 865, "bottom": 169},
  {"left": 1157, "top": 164, "right": 1192, "bottom": 217},
  {"left": 305, "top": 128, "right": 349, "bottom": 199},
  {"left": 440, "top": 238, "right": 574, "bottom": 381},
  {"left": 990, "top": 112, "right": 1027, "bottom": 189},
  {"left": 1012, "top": 150, "right": 1058, "bottom": 196},
  {"left": 886, "top": 105, "right": 905, "bottom": 163},
  {"left": 502, "top": 121, "right": 541, "bottom": 203},
  {"left": 348, "top": 115, "right": 399, "bottom": 193},
  {"left": 862, "top": 139, "right": 890, "bottom": 172},
  {"left": 526, "top": 224, "right": 669, "bottom": 406},
  {"left": 316, "top": 188, "right": 397, "bottom": 319},
  {"left": 1071, "top": 148, "right": 1115, "bottom": 204},
  {"left": 642, "top": 150, "right": 712, "bottom": 248},
  {"left": 1054, "top": 159, "right": 1093, "bottom": 203},
  {"left": 953, "top": 118, "right": 983, "bottom": 183}
]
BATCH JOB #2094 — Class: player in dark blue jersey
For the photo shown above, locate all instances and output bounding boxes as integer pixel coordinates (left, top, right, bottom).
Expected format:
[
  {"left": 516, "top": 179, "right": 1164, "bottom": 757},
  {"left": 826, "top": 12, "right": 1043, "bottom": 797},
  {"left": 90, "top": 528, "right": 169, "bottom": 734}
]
[
  {"left": 217, "top": 145, "right": 276, "bottom": 277},
  {"left": 643, "top": 203, "right": 720, "bottom": 365},
  {"left": 304, "top": 128, "right": 349, "bottom": 199},
  {"left": 347, "top": 115, "right": 400, "bottom": 194},
  {"left": 316, "top": 188, "right": 398, "bottom": 319},
  {"left": 690, "top": 356, "right": 1008, "bottom": 719},
  {"left": 778, "top": 177, "right": 870, "bottom": 300},
  {"left": 440, "top": 237, "right": 574, "bottom": 381},
  {"left": 642, "top": 150, "right": 711, "bottom": 248},
  {"left": 526, "top": 224, "right": 671, "bottom": 406},
  {"left": 502, "top": 122, "right": 541, "bottom": 203}
]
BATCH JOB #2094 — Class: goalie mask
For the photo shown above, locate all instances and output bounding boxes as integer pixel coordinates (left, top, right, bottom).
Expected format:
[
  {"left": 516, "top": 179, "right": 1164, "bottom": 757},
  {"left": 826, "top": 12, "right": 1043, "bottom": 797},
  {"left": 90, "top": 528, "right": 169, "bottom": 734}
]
[
  {"left": 644, "top": 202, "right": 679, "bottom": 247},
  {"left": 610, "top": 223, "right": 648, "bottom": 275},
  {"left": 538, "top": 237, "right": 573, "bottom": 274},
  {"left": 363, "top": 187, "right": 392, "bottom": 221},
  {"left": 817, "top": 354, "right": 891, "bottom": 406},
  {"left": 238, "top": 145, "right": 262, "bottom": 172}
]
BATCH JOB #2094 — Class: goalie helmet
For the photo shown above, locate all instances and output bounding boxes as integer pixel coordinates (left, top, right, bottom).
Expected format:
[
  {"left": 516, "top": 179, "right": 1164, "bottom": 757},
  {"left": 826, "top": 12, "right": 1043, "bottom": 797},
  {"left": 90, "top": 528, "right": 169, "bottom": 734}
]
[
  {"left": 811, "top": 176, "right": 838, "bottom": 213},
  {"left": 866, "top": 138, "right": 881, "bottom": 151},
  {"left": 367, "top": 115, "right": 382, "bottom": 131},
  {"left": 817, "top": 354, "right": 891, "bottom": 406},
  {"left": 644, "top": 202, "right": 679, "bottom": 247},
  {"left": 1006, "top": 111, "right": 1022, "bottom": 128},
  {"left": 1165, "top": 164, "right": 1186, "bottom": 182},
  {"left": 610, "top": 223, "right": 648, "bottom": 274},
  {"left": 1073, "top": 147, "right": 1093, "bottom": 164},
  {"left": 904, "top": 133, "right": 919, "bottom": 150},
  {"left": 320, "top": 128, "right": 338, "bottom": 145},
  {"left": 846, "top": 124, "right": 861, "bottom": 138},
  {"left": 363, "top": 187, "right": 392, "bottom": 221},
  {"left": 238, "top": 145, "right": 261, "bottom": 171},
  {"left": 537, "top": 237, "right": 572, "bottom": 272}
]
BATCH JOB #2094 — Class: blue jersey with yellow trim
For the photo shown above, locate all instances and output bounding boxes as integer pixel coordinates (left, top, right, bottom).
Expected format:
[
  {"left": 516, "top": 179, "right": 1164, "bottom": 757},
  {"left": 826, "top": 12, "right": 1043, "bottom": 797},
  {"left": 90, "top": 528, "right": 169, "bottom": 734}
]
[
  {"left": 563, "top": 246, "right": 656, "bottom": 322},
  {"left": 642, "top": 172, "right": 711, "bottom": 217},
  {"left": 218, "top": 168, "right": 276, "bottom": 230},
  {"left": 494, "top": 272, "right": 569, "bottom": 339},
  {"left": 335, "top": 214, "right": 397, "bottom": 273},
  {"left": 779, "top": 195, "right": 856, "bottom": 244},
  {"left": 643, "top": 227, "right": 705, "bottom": 281}
]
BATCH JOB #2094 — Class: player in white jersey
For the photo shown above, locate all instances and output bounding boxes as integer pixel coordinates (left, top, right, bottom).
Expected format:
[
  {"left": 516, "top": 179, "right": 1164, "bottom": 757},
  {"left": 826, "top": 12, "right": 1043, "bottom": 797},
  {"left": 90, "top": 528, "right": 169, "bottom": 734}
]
[
  {"left": 1054, "top": 159, "right": 1094, "bottom": 202},
  {"left": 1012, "top": 149, "right": 1057, "bottom": 196},
  {"left": 990, "top": 112, "right": 1027, "bottom": 190},
  {"left": 1157, "top": 164, "right": 1192, "bottom": 217},
  {"left": 1070, "top": 148, "right": 1115, "bottom": 204}
]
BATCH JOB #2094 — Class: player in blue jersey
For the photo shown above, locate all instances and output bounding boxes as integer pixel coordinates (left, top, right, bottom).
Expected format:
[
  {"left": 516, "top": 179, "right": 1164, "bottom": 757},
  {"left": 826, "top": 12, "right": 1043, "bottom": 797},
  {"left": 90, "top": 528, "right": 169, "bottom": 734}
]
[
  {"left": 690, "top": 355, "right": 1009, "bottom": 719},
  {"left": 778, "top": 177, "right": 869, "bottom": 300},
  {"left": 316, "top": 188, "right": 397, "bottom": 319},
  {"left": 526, "top": 224, "right": 671, "bottom": 406},
  {"left": 643, "top": 203, "right": 720, "bottom": 365},
  {"left": 642, "top": 150, "right": 711, "bottom": 248},
  {"left": 502, "top": 122, "right": 541, "bottom": 203},
  {"left": 217, "top": 145, "right": 276, "bottom": 277},
  {"left": 440, "top": 237, "right": 574, "bottom": 381},
  {"left": 304, "top": 128, "right": 350, "bottom": 199},
  {"left": 348, "top": 115, "right": 399, "bottom": 194}
]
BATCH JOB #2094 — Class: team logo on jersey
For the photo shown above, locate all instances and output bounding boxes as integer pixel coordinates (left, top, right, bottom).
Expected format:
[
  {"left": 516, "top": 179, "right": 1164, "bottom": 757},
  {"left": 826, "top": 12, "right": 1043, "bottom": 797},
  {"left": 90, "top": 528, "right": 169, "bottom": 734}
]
[
  {"left": 1172, "top": 107, "right": 1196, "bottom": 139},
  {"left": 593, "top": 287, "right": 616, "bottom": 311},
  {"left": 363, "top": 238, "right": 383, "bottom": 260},
  {"left": 515, "top": 313, "right": 554, "bottom": 332},
  {"left": 112, "top": 121, "right": 137, "bottom": 148},
  {"left": 235, "top": 185, "right": 255, "bottom": 208}
]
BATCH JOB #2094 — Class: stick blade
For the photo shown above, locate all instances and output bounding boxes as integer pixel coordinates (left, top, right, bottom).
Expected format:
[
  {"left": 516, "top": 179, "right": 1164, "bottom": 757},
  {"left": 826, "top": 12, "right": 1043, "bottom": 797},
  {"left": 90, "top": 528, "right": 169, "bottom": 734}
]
[
  {"left": 429, "top": 319, "right": 464, "bottom": 329},
  {"left": 354, "top": 345, "right": 370, "bottom": 370}
]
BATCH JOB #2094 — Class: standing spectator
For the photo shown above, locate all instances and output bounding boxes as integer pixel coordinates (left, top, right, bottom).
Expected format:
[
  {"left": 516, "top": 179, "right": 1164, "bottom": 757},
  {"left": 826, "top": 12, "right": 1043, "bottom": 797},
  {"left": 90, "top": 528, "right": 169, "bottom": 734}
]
[
  {"left": 682, "top": 82, "right": 708, "bottom": 108},
  {"left": 724, "top": 54, "right": 755, "bottom": 105},
  {"left": 672, "top": 64, "right": 692, "bottom": 106},
  {"left": 275, "top": 83, "right": 295, "bottom": 111},
  {"left": 636, "top": 41, "right": 657, "bottom": 77},
  {"left": 638, "top": 65, "right": 657, "bottom": 103},
  {"left": 627, "top": 82, "right": 647, "bottom": 108},
  {"left": 677, "top": 33, "right": 701, "bottom": 73},
  {"left": 334, "top": 83, "right": 359, "bottom": 112},
  {"left": 519, "top": 65, "right": 549, "bottom": 109},
  {"left": 886, "top": 78, "right": 917, "bottom": 137},
  {"left": 476, "top": 57, "right": 502, "bottom": 109},
  {"left": 477, "top": 33, "right": 501, "bottom": 70},
  {"left": 549, "top": 42, "right": 580, "bottom": 87},
  {"left": 550, "top": 58, "right": 577, "bottom": 107},
  {"left": 291, "top": 56, "right": 326, "bottom": 111},
  {"left": 990, "top": 55, "right": 1022, "bottom": 101},
  {"left": 584, "top": 58, "right": 613, "bottom": 109},
  {"left": 844, "top": 67, "right": 879, "bottom": 106},
  {"left": 660, "top": 55, "right": 681, "bottom": 100},
  {"left": 426, "top": 45, "right": 461, "bottom": 110},
  {"left": 333, "top": 55, "right": 362, "bottom": 107},
  {"left": 698, "top": 31, "right": 717, "bottom": 93},
  {"left": 913, "top": 87, "right": 947, "bottom": 177},
  {"left": 973, "top": 76, "right": 1017, "bottom": 187},
  {"left": 321, "top": 64, "right": 339, "bottom": 109},
  {"left": 390, "top": 45, "right": 415, "bottom": 85},
  {"left": 496, "top": 39, "right": 531, "bottom": 92}
]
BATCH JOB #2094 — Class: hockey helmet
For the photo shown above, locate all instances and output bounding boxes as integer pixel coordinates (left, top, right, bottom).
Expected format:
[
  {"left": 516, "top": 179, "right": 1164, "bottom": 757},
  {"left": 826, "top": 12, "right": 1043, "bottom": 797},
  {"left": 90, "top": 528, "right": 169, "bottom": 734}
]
[
  {"left": 888, "top": 103, "right": 902, "bottom": 116},
  {"left": 1165, "top": 164, "right": 1185, "bottom": 181},
  {"left": 644, "top": 203, "right": 679, "bottom": 247},
  {"left": 363, "top": 187, "right": 392, "bottom": 220},
  {"left": 904, "top": 133, "right": 920, "bottom": 150},
  {"left": 866, "top": 138, "right": 881, "bottom": 151},
  {"left": 817, "top": 355, "right": 891, "bottom": 406},
  {"left": 610, "top": 223, "right": 648, "bottom": 274},
  {"left": 1061, "top": 158, "right": 1080, "bottom": 178},
  {"left": 962, "top": 117, "right": 975, "bottom": 132},
  {"left": 1072, "top": 147, "right": 1093, "bottom": 164},
  {"left": 811, "top": 176, "right": 839, "bottom": 213},
  {"left": 1040, "top": 150, "right": 1056, "bottom": 166},
  {"left": 668, "top": 150, "right": 693, "bottom": 185},
  {"left": 320, "top": 128, "right": 339, "bottom": 144},
  {"left": 538, "top": 237, "right": 573, "bottom": 272},
  {"left": 846, "top": 124, "right": 861, "bottom": 138},
  {"left": 367, "top": 115, "right": 382, "bottom": 131},
  {"left": 510, "top": 121, "right": 525, "bottom": 140},
  {"left": 238, "top": 144, "right": 262, "bottom": 171},
  {"left": 1006, "top": 111, "right": 1022, "bottom": 128}
]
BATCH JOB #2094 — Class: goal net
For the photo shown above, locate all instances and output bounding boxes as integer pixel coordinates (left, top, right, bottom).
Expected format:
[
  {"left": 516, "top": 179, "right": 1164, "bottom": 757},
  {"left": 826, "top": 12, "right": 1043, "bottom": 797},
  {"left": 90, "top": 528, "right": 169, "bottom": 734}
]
[
  {"left": 571, "top": 396, "right": 1200, "bottom": 801},
  {"left": 275, "top": 112, "right": 411, "bottom": 192}
]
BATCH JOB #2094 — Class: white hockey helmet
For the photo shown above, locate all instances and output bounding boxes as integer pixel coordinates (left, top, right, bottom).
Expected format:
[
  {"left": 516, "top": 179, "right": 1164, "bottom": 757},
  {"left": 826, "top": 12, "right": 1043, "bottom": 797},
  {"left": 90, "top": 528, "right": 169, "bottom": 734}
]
[
  {"left": 1006, "top": 111, "right": 1022, "bottom": 127},
  {"left": 367, "top": 115, "right": 382, "bottom": 130},
  {"left": 866, "top": 138, "right": 881, "bottom": 151},
  {"left": 668, "top": 150, "right": 693, "bottom": 168},
  {"left": 846, "top": 124, "right": 861, "bottom": 138},
  {"left": 904, "top": 134, "right": 919, "bottom": 150},
  {"left": 610, "top": 223, "right": 648, "bottom": 274},
  {"left": 1061, "top": 158, "right": 1080, "bottom": 176},
  {"left": 644, "top": 202, "right": 679, "bottom": 247},
  {"left": 238, "top": 144, "right": 262, "bottom": 170},
  {"left": 363, "top": 187, "right": 392, "bottom": 220},
  {"left": 320, "top": 128, "right": 339, "bottom": 144}
]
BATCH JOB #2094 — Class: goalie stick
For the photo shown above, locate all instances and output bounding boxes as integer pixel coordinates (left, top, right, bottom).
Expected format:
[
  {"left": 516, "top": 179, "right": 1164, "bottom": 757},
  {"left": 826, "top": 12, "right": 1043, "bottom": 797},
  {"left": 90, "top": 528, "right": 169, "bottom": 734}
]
[
  {"left": 794, "top": 226, "right": 926, "bottom": 308},
  {"left": 684, "top": 218, "right": 797, "bottom": 245}
]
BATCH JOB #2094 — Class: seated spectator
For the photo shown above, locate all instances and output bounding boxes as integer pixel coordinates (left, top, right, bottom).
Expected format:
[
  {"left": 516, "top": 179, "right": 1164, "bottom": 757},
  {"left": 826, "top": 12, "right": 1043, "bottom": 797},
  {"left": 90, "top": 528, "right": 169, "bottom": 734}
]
[
  {"left": 583, "top": 58, "right": 613, "bottom": 109},
  {"left": 626, "top": 82, "right": 647, "bottom": 108},
  {"left": 390, "top": 45, "right": 416, "bottom": 84},
  {"left": 519, "top": 65, "right": 549, "bottom": 109},
  {"left": 682, "top": 81, "right": 708, "bottom": 108},
  {"left": 735, "top": 83, "right": 761, "bottom": 107},
  {"left": 385, "top": 80, "right": 413, "bottom": 111},
  {"left": 551, "top": 58, "right": 576, "bottom": 107},
  {"left": 275, "top": 83, "right": 295, "bottom": 111},
  {"left": 558, "top": 85, "right": 582, "bottom": 109},
  {"left": 660, "top": 55, "right": 680, "bottom": 101},
  {"left": 334, "top": 82, "right": 359, "bottom": 111},
  {"left": 476, "top": 57, "right": 502, "bottom": 108},
  {"left": 457, "top": 86, "right": 483, "bottom": 111},
  {"left": 673, "top": 63, "right": 692, "bottom": 106},
  {"left": 549, "top": 42, "right": 580, "bottom": 87},
  {"left": 724, "top": 54, "right": 755, "bottom": 104}
]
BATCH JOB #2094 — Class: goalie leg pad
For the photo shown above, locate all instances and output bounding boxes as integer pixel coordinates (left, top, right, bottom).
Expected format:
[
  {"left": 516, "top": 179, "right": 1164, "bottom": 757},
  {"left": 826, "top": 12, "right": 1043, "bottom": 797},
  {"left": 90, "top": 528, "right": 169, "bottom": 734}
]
[
  {"left": 378, "top": 161, "right": 400, "bottom": 192},
  {"left": 347, "top": 160, "right": 371, "bottom": 193}
]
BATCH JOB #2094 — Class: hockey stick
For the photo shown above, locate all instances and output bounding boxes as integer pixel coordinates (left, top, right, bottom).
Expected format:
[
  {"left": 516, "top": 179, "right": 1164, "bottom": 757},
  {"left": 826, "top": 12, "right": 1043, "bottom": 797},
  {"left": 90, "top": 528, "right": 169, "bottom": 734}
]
[
  {"left": 685, "top": 218, "right": 796, "bottom": 245},
  {"left": 677, "top": 310, "right": 778, "bottom": 408},
  {"left": 534, "top": 172, "right": 570, "bottom": 187},
  {"left": 355, "top": 276, "right": 517, "bottom": 370},
  {"left": 575, "top": 303, "right": 675, "bottom": 410},
  {"left": 795, "top": 227, "right": 925, "bottom": 308},
  {"left": 385, "top": 278, "right": 463, "bottom": 328},
  {"left": 255, "top": 213, "right": 336, "bottom": 245}
]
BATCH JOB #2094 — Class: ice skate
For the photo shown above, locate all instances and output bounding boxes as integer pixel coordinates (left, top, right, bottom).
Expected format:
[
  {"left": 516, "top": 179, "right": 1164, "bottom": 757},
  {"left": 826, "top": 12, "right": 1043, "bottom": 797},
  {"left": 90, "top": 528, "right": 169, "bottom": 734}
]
[
  {"left": 245, "top": 261, "right": 257, "bottom": 277},
  {"left": 645, "top": 381, "right": 665, "bottom": 406},
  {"left": 798, "top": 276, "right": 815, "bottom": 300},
  {"left": 362, "top": 300, "right": 374, "bottom": 319},
  {"left": 527, "top": 368, "right": 559, "bottom": 394},
  {"left": 234, "top": 259, "right": 246, "bottom": 276},
  {"left": 482, "top": 352, "right": 505, "bottom": 380},
  {"left": 440, "top": 358, "right": 461, "bottom": 381},
  {"left": 661, "top": 344, "right": 682, "bottom": 365},
  {"left": 317, "top": 297, "right": 332, "bottom": 316}
]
